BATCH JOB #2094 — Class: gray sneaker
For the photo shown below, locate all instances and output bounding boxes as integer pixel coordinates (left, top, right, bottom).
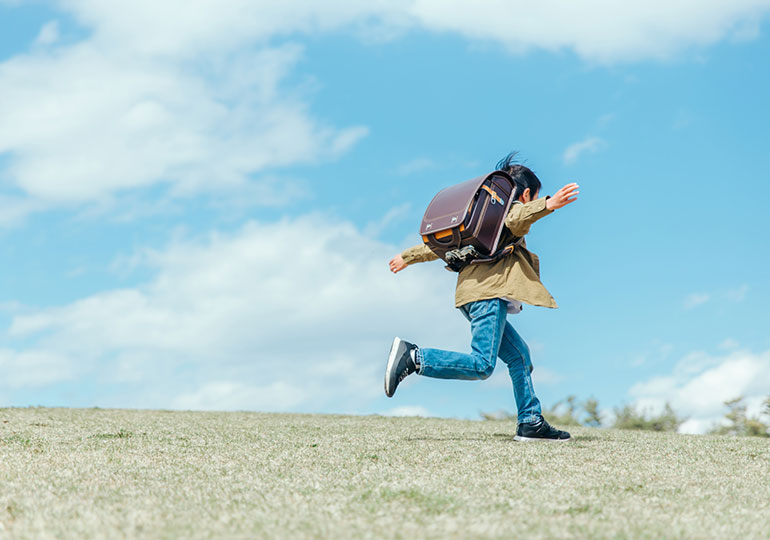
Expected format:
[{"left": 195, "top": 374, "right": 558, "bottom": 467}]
[{"left": 384, "top": 337, "right": 418, "bottom": 397}]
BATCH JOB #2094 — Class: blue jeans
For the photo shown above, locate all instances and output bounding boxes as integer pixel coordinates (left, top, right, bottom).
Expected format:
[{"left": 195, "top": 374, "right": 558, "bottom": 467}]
[{"left": 419, "top": 298, "right": 542, "bottom": 424}]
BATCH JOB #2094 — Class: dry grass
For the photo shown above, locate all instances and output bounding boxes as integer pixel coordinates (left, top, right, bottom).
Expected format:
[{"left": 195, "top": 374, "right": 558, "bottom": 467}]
[{"left": 1, "top": 407, "right": 769, "bottom": 539}]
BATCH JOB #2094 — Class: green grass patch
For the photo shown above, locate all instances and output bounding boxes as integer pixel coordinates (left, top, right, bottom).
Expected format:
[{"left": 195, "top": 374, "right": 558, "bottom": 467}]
[{"left": 89, "top": 428, "right": 135, "bottom": 440}]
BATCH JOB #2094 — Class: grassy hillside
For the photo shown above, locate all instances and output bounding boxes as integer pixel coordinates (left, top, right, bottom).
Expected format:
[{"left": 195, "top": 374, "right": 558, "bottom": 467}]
[{"left": 1, "top": 408, "right": 768, "bottom": 539}]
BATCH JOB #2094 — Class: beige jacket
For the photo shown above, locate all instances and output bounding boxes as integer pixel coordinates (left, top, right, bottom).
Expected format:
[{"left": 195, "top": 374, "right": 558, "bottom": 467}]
[{"left": 401, "top": 197, "right": 558, "bottom": 309}]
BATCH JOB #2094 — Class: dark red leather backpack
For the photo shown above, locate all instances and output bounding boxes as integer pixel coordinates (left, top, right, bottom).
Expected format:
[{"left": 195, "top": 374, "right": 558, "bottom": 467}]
[{"left": 420, "top": 170, "right": 520, "bottom": 271}]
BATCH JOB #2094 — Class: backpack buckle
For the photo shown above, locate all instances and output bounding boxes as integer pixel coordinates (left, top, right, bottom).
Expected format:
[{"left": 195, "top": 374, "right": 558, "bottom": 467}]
[{"left": 444, "top": 245, "right": 480, "bottom": 271}]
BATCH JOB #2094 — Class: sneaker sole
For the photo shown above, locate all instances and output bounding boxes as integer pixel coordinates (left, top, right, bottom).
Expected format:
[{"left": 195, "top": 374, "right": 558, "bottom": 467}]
[
  {"left": 513, "top": 435, "right": 572, "bottom": 442},
  {"left": 384, "top": 337, "right": 403, "bottom": 398}
]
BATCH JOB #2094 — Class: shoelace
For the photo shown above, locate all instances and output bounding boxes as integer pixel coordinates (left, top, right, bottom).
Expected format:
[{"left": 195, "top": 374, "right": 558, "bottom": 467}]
[{"left": 397, "top": 355, "right": 417, "bottom": 382}]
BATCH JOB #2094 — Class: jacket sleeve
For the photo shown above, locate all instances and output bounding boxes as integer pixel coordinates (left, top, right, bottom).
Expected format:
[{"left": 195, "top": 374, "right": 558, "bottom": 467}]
[
  {"left": 401, "top": 243, "right": 440, "bottom": 265},
  {"left": 504, "top": 197, "right": 553, "bottom": 237}
]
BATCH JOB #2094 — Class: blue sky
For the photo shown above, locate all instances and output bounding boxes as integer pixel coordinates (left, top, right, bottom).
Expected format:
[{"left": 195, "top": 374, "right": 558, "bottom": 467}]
[{"left": 1, "top": 1, "right": 769, "bottom": 433}]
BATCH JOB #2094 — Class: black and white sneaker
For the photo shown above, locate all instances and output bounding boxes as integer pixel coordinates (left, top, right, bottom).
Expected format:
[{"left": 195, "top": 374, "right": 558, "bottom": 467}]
[
  {"left": 384, "top": 337, "right": 419, "bottom": 398},
  {"left": 514, "top": 417, "right": 571, "bottom": 442}
]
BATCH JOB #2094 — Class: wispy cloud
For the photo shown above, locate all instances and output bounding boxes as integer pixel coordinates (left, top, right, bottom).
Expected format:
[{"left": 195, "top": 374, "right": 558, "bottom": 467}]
[
  {"left": 684, "top": 292, "right": 710, "bottom": 309},
  {"left": 726, "top": 284, "right": 749, "bottom": 302},
  {"left": 563, "top": 137, "right": 605, "bottom": 164},
  {"left": 396, "top": 157, "right": 436, "bottom": 176},
  {"left": 0, "top": 196, "right": 45, "bottom": 228},
  {"left": 628, "top": 342, "right": 674, "bottom": 368},
  {"left": 35, "top": 20, "right": 59, "bottom": 45},
  {"left": 597, "top": 113, "right": 616, "bottom": 127},
  {"left": 364, "top": 203, "right": 412, "bottom": 237},
  {"left": 683, "top": 285, "right": 749, "bottom": 310},
  {"left": 719, "top": 338, "right": 740, "bottom": 350}
]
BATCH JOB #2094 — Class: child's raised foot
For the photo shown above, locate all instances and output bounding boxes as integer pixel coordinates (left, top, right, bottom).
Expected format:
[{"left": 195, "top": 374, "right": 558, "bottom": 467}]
[{"left": 384, "top": 337, "right": 419, "bottom": 397}]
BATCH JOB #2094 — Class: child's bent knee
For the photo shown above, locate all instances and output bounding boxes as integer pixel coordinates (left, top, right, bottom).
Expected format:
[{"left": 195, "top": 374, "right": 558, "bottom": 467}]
[{"left": 479, "top": 361, "right": 496, "bottom": 379}]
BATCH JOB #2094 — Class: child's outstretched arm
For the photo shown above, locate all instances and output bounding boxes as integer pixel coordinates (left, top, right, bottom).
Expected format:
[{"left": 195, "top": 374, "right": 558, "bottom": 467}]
[
  {"left": 505, "top": 183, "right": 579, "bottom": 236},
  {"left": 389, "top": 244, "right": 439, "bottom": 274}
]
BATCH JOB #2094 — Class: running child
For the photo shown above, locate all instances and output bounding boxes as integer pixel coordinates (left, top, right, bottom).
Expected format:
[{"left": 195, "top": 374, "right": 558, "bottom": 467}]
[{"left": 385, "top": 152, "right": 579, "bottom": 441}]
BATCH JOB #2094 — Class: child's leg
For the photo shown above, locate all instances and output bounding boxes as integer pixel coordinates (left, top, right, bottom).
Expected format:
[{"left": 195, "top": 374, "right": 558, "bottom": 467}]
[
  {"left": 419, "top": 298, "right": 507, "bottom": 380},
  {"left": 498, "top": 321, "right": 542, "bottom": 424}
]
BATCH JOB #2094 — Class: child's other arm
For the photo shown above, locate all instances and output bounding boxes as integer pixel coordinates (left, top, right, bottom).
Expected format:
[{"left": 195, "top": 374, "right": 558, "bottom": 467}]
[
  {"left": 389, "top": 244, "right": 439, "bottom": 274},
  {"left": 505, "top": 183, "right": 579, "bottom": 236},
  {"left": 504, "top": 199, "right": 552, "bottom": 237}
]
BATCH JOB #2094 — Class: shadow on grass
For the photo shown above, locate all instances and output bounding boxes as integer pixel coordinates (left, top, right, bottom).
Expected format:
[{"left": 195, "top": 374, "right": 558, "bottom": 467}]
[
  {"left": 572, "top": 434, "right": 600, "bottom": 442},
  {"left": 404, "top": 432, "right": 601, "bottom": 443},
  {"left": 404, "top": 433, "right": 514, "bottom": 442}
]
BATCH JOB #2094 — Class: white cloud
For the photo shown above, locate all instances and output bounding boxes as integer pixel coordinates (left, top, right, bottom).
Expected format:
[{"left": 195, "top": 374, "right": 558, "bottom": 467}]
[
  {"left": 0, "top": 3, "right": 375, "bottom": 216},
  {"left": 0, "top": 349, "right": 75, "bottom": 388},
  {"left": 406, "top": 0, "right": 770, "bottom": 63},
  {"left": 0, "top": 42, "right": 366, "bottom": 208},
  {"left": 58, "top": 0, "right": 399, "bottom": 57},
  {"left": 629, "top": 348, "right": 770, "bottom": 434},
  {"left": 1, "top": 215, "right": 466, "bottom": 413},
  {"left": 2, "top": 1, "right": 769, "bottom": 217},
  {"left": 34, "top": 0, "right": 770, "bottom": 66},
  {"left": 563, "top": 137, "right": 605, "bottom": 164},
  {"left": 684, "top": 292, "right": 710, "bottom": 309},
  {"left": 383, "top": 405, "right": 433, "bottom": 417},
  {"left": 173, "top": 381, "right": 306, "bottom": 411}
]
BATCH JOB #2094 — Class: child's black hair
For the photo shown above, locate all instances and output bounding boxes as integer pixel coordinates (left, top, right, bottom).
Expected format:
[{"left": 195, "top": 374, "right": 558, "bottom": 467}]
[{"left": 496, "top": 151, "right": 542, "bottom": 199}]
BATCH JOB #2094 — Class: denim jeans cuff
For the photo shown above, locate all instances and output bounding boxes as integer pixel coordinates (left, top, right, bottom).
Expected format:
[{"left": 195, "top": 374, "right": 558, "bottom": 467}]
[{"left": 415, "top": 347, "right": 425, "bottom": 375}]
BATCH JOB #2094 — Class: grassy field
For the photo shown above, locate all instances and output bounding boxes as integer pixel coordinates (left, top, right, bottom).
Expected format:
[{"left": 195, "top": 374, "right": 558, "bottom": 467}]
[{"left": 1, "top": 408, "right": 769, "bottom": 539}]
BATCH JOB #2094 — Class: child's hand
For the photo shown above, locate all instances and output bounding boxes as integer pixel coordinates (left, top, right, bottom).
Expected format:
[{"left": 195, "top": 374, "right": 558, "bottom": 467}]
[
  {"left": 389, "top": 255, "right": 407, "bottom": 274},
  {"left": 546, "top": 183, "right": 579, "bottom": 211}
]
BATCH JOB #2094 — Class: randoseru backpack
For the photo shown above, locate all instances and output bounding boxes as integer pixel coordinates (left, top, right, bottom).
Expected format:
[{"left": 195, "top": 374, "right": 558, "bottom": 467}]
[{"left": 420, "top": 170, "right": 521, "bottom": 272}]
